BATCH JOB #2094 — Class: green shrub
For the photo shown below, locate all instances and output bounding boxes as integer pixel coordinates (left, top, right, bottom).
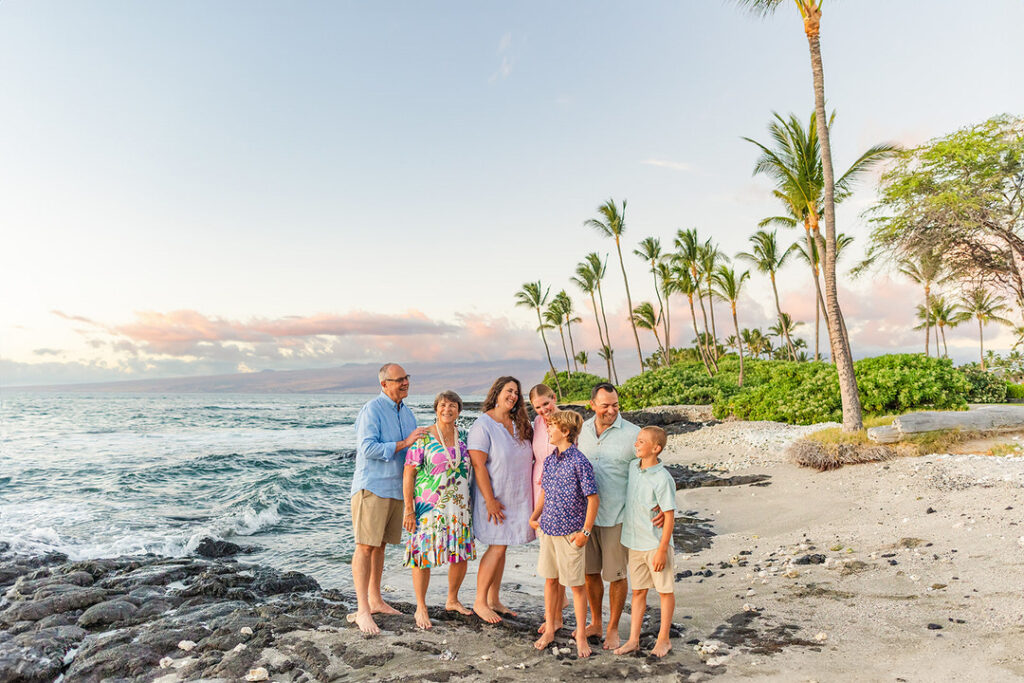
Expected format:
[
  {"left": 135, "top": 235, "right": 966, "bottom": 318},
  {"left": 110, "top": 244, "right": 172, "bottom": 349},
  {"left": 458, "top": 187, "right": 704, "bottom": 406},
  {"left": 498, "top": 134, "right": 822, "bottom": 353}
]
[
  {"left": 712, "top": 362, "right": 842, "bottom": 424},
  {"left": 958, "top": 366, "right": 1008, "bottom": 403},
  {"left": 541, "top": 371, "right": 607, "bottom": 402},
  {"left": 1006, "top": 382, "right": 1024, "bottom": 400},
  {"left": 617, "top": 356, "right": 773, "bottom": 410},
  {"left": 855, "top": 355, "right": 970, "bottom": 414}
]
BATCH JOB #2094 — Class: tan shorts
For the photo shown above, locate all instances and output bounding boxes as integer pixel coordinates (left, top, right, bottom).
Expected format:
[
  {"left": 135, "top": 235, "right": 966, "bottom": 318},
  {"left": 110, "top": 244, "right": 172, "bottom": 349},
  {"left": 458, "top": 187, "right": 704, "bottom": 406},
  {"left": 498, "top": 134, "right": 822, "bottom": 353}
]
[
  {"left": 584, "top": 524, "right": 628, "bottom": 582},
  {"left": 537, "top": 530, "right": 587, "bottom": 587},
  {"left": 351, "top": 489, "right": 403, "bottom": 547},
  {"left": 628, "top": 547, "right": 675, "bottom": 594}
]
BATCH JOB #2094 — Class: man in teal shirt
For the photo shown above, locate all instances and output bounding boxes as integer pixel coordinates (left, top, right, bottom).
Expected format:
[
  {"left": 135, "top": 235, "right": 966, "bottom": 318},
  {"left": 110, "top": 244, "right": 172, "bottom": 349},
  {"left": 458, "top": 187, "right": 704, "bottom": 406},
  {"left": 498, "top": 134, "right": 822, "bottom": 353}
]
[{"left": 576, "top": 383, "right": 640, "bottom": 650}]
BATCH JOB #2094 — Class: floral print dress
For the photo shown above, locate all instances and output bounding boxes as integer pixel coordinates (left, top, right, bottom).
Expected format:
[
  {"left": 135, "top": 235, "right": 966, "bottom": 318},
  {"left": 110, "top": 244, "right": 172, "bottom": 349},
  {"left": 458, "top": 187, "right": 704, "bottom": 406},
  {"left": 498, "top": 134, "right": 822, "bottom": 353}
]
[{"left": 403, "top": 429, "right": 476, "bottom": 568}]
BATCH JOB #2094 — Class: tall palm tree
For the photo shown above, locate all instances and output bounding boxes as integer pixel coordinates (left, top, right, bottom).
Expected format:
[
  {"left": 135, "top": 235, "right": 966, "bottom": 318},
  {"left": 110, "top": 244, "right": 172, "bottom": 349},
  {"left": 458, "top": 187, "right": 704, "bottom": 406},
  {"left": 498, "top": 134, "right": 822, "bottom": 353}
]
[
  {"left": 675, "top": 228, "right": 717, "bottom": 370},
  {"left": 956, "top": 288, "right": 1013, "bottom": 370},
  {"left": 543, "top": 299, "right": 573, "bottom": 378},
  {"left": 631, "top": 302, "right": 663, "bottom": 362},
  {"left": 925, "top": 295, "right": 959, "bottom": 359},
  {"left": 699, "top": 240, "right": 730, "bottom": 359},
  {"left": 634, "top": 237, "right": 667, "bottom": 352},
  {"left": 574, "top": 350, "right": 589, "bottom": 373},
  {"left": 768, "top": 312, "right": 803, "bottom": 358},
  {"left": 572, "top": 260, "right": 612, "bottom": 381},
  {"left": 712, "top": 266, "right": 751, "bottom": 385},
  {"left": 737, "top": 229, "right": 798, "bottom": 360},
  {"left": 583, "top": 252, "right": 619, "bottom": 383},
  {"left": 655, "top": 260, "right": 674, "bottom": 355},
  {"left": 554, "top": 290, "right": 582, "bottom": 372},
  {"left": 670, "top": 261, "right": 714, "bottom": 376},
  {"left": 514, "top": 281, "right": 562, "bottom": 396},
  {"left": 585, "top": 199, "right": 644, "bottom": 370},
  {"left": 597, "top": 345, "right": 616, "bottom": 380},
  {"left": 793, "top": 232, "right": 854, "bottom": 362},
  {"left": 898, "top": 252, "right": 950, "bottom": 358}
]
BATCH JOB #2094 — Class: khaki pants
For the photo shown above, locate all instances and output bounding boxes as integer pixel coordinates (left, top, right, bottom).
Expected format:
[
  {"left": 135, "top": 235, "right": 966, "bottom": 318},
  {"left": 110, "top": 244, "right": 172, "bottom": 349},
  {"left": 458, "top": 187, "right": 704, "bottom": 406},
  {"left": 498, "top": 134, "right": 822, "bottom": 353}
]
[
  {"left": 351, "top": 489, "right": 403, "bottom": 546},
  {"left": 537, "top": 530, "right": 587, "bottom": 587}
]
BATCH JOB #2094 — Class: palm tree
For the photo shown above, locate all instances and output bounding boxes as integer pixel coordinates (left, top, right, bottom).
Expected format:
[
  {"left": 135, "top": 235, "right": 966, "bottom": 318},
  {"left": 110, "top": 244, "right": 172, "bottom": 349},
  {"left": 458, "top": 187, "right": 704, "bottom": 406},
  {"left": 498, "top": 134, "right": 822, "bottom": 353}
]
[
  {"left": 514, "top": 281, "right": 563, "bottom": 396},
  {"left": 572, "top": 259, "right": 614, "bottom": 382},
  {"left": 574, "top": 350, "right": 589, "bottom": 373},
  {"left": 554, "top": 290, "right": 582, "bottom": 372},
  {"left": 898, "top": 252, "right": 950, "bottom": 358},
  {"left": 768, "top": 313, "right": 803, "bottom": 358},
  {"left": 712, "top": 266, "right": 751, "bottom": 385},
  {"left": 655, "top": 260, "right": 674, "bottom": 354},
  {"left": 597, "top": 345, "right": 615, "bottom": 379},
  {"left": 585, "top": 199, "right": 644, "bottom": 370},
  {"left": 725, "top": 334, "right": 739, "bottom": 353},
  {"left": 631, "top": 302, "right": 664, "bottom": 364},
  {"left": 635, "top": 237, "right": 668, "bottom": 351},
  {"left": 793, "top": 232, "right": 854, "bottom": 362},
  {"left": 670, "top": 261, "right": 714, "bottom": 376},
  {"left": 543, "top": 299, "right": 572, "bottom": 378},
  {"left": 699, "top": 240, "right": 729, "bottom": 359},
  {"left": 737, "top": 230, "right": 798, "bottom": 360},
  {"left": 675, "top": 229, "right": 717, "bottom": 370},
  {"left": 584, "top": 252, "right": 619, "bottom": 383},
  {"left": 927, "top": 295, "right": 959, "bottom": 359},
  {"left": 956, "top": 287, "right": 1013, "bottom": 370}
]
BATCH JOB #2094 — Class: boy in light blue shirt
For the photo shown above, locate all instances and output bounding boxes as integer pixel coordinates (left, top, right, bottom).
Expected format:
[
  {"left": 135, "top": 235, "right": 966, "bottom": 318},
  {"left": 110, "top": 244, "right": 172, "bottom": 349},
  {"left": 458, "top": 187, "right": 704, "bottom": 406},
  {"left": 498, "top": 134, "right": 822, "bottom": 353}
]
[{"left": 615, "top": 426, "right": 676, "bottom": 658}]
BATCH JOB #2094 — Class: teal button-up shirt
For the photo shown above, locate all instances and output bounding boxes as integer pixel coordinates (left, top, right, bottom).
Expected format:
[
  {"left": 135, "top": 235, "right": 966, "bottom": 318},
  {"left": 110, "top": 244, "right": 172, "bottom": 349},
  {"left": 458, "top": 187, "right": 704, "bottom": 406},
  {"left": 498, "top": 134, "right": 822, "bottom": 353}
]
[
  {"left": 620, "top": 459, "right": 677, "bottom": 552},
  {"left": 577, "top": 413, "right": 641, "bottom": 527}
]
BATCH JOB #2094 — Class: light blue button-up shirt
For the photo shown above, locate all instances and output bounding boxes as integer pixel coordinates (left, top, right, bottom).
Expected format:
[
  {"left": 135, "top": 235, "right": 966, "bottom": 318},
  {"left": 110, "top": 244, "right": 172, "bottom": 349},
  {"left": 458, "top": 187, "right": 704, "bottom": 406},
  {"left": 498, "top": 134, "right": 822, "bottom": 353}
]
[
  {"left": 350, "top": 392, "right": 419, "bottom": 500},
  {"left": 577, "top": 413, "right": 641, "bottom": 527},
  {"left": 620, "top": 459, "right": 677, "bottom": 552}
]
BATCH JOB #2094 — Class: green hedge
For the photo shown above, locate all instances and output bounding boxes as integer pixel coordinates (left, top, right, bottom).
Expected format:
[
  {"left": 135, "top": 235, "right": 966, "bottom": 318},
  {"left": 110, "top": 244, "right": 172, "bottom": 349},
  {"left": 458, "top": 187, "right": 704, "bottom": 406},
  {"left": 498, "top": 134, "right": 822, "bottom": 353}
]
[
  {"left": 959, "top": 366, "right": 1008, "bottom": 403},
  {"left": 1006, "top": 382, "right": 1024, "bottom": 400},
  {"left": 618, "top": 356, "right": 771, "bottom": 410},
  {"left": 541, "top": 371, "right": 608, "bottom": 402}
]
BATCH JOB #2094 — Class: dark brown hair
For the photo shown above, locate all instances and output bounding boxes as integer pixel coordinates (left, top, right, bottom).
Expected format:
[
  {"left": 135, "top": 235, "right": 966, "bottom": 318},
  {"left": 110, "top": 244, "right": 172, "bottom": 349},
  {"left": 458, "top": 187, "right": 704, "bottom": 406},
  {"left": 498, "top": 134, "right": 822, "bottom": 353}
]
[
  {"left": 482, "top": 376, "right": 533, "bottom": 442},
  {"left": 547, "top": 410, "right": 583, "bottom": 443}
]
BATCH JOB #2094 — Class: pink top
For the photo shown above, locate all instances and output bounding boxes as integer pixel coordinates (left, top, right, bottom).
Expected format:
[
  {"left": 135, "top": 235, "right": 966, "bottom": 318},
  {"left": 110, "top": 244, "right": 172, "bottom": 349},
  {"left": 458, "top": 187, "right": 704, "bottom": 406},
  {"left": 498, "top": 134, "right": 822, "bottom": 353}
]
[{"left": 531, "top": 414, "right": 553, "bottom": 509}]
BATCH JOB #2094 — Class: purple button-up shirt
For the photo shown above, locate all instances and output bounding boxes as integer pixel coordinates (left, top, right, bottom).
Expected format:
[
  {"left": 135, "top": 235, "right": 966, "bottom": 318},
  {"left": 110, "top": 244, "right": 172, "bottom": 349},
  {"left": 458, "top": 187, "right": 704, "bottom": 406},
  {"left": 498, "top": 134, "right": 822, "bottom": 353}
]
[{"left": 539, "top": 444, "right": 599, "bottom": 536}]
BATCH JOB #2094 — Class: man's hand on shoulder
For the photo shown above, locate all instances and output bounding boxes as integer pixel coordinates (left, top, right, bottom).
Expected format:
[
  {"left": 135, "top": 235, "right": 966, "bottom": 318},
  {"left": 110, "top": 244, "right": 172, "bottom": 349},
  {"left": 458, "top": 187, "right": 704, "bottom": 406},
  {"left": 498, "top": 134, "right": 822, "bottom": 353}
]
[{"left": 400, "top": 427, "right": 429, "bottom": 450}]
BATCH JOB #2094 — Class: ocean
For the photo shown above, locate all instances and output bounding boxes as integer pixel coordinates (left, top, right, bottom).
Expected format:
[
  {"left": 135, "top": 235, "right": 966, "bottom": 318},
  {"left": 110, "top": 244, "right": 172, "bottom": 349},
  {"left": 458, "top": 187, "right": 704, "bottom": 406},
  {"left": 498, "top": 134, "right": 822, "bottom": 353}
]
[{"left": 0, "top": 393, "right": 480, "bottom": 588}]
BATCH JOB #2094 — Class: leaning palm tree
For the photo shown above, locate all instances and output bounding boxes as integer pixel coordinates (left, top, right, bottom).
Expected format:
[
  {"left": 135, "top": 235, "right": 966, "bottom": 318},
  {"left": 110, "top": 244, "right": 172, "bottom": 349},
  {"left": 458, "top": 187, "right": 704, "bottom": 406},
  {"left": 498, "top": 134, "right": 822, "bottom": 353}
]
[
  {"left": 737, "top": 230, "right": 798, "bottom": 360},
  {"left": 634, "top": 237, "right": 667, "bottom": 350},
  {"left": 899, "top": 252, "right": 950, "bottom": 358},
  {"left": 584, "top": 252, "right": 620, "bottom": 383},
  {"left": 631, "top": 302, "right": 663, "bottom": 362},
  {"left": 670, "top": 261, "right": 714, "bottom": 376},
  {"left": 655, "top": 259, "right": 674, "bottom": 354},
  {"left": 793, "top": 232, "right": 854, "bottom": 362},
  {"left": 921, "top": 295, "right": 959, "bottom": 359},
  {"left": 585, "top": 199, "right": 644, "bottom": 370},
  {"left": 699, "top": 240, "right": 730, "bottom": 359},
  {"left": 572, "top": 260, "right": 612, "bottom": 381},
  {"left": 675, "top": 228, "right": 717, "bottom": 370},
  {"left": 514, "top": 281, "right": 562, "bottom": 396},
  {"left": 597, "top": 345, "right": 615, "bottom": 379},
  {"left": 554, "top": 290, "right": 582, "bottom": 372},
  {"left": 768, "top": 313, "right": 803, "bottom": 358},
  {"left": 574, "top": 350, "right": 589, "bottom": 373},
  {"left": 956, "top": 288, "right": 1013, "bottom": 370},
  {"left": 543, "top": 299, "right": 572, "bottom": 378},
  {"left": 712, "top": 266, "right": 751, "bottom": 385}
]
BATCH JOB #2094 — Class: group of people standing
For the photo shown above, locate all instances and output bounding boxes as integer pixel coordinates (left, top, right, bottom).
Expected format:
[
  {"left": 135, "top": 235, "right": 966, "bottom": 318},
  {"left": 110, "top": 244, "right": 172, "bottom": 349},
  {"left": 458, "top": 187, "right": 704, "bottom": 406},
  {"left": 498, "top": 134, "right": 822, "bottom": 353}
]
[{"left": 347, "top": 362, "right": 677, "bottom": 658}]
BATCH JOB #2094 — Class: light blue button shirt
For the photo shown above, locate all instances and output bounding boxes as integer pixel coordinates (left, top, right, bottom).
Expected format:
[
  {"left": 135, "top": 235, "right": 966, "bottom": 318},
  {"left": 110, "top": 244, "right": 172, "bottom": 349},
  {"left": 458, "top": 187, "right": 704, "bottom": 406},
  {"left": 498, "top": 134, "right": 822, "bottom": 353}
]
[
  {"left": 350, "top": 392, "right": 418, "bottom": 500},
  {"left": 577, "top": 413, "right": 641, "bottom": 527},
  {"left": 620, "top": 459, "right": 677, "bottom": 552}
]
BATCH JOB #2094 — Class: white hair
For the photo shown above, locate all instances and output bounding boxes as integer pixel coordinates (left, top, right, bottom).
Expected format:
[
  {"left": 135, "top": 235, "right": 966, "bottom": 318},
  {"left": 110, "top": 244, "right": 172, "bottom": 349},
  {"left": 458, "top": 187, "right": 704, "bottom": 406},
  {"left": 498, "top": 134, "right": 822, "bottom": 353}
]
[{"left": 378, "top": 363, "right": 399, "bottom": 382}]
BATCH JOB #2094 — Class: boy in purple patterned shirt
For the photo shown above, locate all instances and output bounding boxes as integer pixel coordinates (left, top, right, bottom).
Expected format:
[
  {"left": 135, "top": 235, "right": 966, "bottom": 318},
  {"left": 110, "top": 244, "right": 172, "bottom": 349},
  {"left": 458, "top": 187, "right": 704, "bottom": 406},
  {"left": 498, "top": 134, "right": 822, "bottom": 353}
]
[{"left": 529, "top": 410, "right": 599, "bottom": 658}]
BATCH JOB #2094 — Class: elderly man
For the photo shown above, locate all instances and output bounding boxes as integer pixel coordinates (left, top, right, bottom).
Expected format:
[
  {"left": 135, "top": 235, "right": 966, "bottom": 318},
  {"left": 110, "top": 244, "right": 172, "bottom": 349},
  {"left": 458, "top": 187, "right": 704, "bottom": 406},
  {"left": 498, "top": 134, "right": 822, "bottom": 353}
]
[
  {"left": 576, "top": 382, "right": 641, "bottom": 650},
  {"left": 347, "top": 363, "right": 428, "bottom": 634}
]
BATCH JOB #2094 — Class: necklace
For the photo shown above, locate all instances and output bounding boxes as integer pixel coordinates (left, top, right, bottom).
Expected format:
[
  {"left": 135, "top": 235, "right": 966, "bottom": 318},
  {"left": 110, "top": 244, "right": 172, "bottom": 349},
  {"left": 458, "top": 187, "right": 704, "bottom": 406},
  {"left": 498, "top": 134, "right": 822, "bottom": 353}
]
[{"left": 435, "top": 423, "right": 457, "bottom": 463}]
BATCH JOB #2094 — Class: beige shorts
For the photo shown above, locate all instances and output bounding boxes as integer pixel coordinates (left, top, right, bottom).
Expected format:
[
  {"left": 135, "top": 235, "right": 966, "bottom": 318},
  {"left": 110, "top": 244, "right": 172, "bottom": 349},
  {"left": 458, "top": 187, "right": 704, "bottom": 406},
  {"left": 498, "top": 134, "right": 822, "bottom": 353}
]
[
  {"left": 584, "top": 524, "right": 628, "bottom": 582},
  {"left": 628, "top": 547, "right": 675, "bottom": 594},
  {"left": 537, "top": 530, "right": 587, "bottom": 587},
  {"left": 351, "top": 489, "right": 403, "bottom": 547}
]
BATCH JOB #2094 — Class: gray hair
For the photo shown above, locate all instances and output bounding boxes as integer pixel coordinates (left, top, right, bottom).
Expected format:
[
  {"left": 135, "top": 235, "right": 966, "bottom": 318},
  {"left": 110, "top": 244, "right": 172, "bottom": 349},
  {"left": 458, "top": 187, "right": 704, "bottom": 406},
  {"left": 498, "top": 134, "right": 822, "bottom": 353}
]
[
  {"left": 433, "top": 390, "right": 463, "bottom": 413},
  {"left": 378, "top": 363, "right": 399, "bottom": 383}
]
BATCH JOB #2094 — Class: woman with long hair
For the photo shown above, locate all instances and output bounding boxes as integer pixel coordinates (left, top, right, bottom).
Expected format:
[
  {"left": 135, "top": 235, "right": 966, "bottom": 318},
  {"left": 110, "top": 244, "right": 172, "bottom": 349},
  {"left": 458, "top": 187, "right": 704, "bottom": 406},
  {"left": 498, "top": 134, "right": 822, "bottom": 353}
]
[{"left": 467, "top": 376, "right": 534, "bottom": 623}]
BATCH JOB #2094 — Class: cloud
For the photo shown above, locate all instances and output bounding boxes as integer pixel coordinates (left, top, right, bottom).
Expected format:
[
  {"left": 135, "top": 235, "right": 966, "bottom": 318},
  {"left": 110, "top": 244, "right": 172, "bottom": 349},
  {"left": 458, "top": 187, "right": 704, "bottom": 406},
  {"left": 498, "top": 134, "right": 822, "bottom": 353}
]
[
  {"left": 489, "top": 32, "right": 515, "bottom": 82},
  {"left": 32, "top": 348, "right": 62, "bottom": 356},
  {"left": 641, "top": 158, "right": 694, "bottom": 172}
]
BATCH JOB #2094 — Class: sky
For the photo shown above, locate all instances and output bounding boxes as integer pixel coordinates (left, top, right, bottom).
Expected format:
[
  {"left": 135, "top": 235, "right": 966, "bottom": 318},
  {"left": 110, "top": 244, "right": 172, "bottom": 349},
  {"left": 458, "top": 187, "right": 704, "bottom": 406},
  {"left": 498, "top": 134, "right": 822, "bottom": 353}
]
[{"left": 2, "top": 1, "right": 1023, "bottom": 386}]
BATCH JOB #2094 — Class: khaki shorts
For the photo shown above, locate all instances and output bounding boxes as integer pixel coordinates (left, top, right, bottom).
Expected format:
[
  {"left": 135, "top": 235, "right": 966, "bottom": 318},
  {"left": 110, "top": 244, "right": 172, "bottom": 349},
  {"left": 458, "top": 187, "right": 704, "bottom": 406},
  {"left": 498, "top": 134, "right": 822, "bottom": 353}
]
[
  {"left": 628, "top": 547, "right": 675, "bottom": 594},
  {"left": 584, "top": 524, "right": 628, "bottom": 582},
  {"left": 537, "top": 530, "right": 587, "bottom": 587},
  {"left": 351, "top": 489, "right": 403, "bottom": 547}
]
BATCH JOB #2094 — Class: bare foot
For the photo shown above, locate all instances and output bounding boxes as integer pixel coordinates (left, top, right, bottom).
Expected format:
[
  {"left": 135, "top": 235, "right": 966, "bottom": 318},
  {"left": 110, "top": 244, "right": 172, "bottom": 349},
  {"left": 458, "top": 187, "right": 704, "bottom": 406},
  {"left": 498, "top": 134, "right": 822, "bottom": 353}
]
[
  {"left": 349, "top": 611, "right": 380, "bottom": 635},
  {"left": 613, "top": 639, "right": 640, "bottom": 655},
  {"left": 537, "top": 619, "right": 563, "bottom": 634},
  {"left": 473, "top": 601, "right": 502, "bottom": 624},
  {"left": 603, "top": 629, "right": 621, "bottom": 650},
  {"left": 651, "top": 639, "right": 672, "bottom": 658},
  {"left": 576, "top": 637, "right": 593, "bottom": 659},
  {"left": 489, "top": 601, "right": 517, "bottom": 617},
  {"left": 369, "top": 600, "right": 401, "bottom": 616},
  {"left": 445, "top": 599, "right": 473, "bottom": 616},
  {"left": 572, "top": 622, "right": 602, "bottom": 639},
  {"left": 533, "top": 630, "right": 556, "bottom": 650},
  {"left": 414, "top": 607, "right": 432, "bottom": 630}
]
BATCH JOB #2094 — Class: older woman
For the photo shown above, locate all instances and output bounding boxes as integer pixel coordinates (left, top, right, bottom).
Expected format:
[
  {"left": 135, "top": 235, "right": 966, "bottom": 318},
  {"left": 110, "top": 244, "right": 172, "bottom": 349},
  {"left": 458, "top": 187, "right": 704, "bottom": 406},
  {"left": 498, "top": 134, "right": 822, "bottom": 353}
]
[
  {"left": 402, "top": 391, "right": 475, "bottom": 630},
  {"left": 468, "top": 376, "right": 535, "bottom": 624}
]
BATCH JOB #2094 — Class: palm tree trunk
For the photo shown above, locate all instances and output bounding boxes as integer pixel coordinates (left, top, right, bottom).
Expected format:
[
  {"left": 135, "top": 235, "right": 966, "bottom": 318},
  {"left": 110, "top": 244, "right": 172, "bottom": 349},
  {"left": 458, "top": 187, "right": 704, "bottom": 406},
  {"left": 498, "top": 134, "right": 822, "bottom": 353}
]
[
  {"left": 692, "top": 276, "right": 718, "bottom": 371},
  {"left": 557, "top": 324, "right": 572, "bottom": 377},
  {"left": 688, "top": 295, "right": 714, "bottom": 377},
  {"left": 589, "top": 290, "right": 612, "bottom": 381},
  {"left": 732, "top": 303, "right": 744, "bottom": 387},
  {"left": 770, "top": 272, "right": 797, "bottom": 360},
  {"left": 615, "top": 236, "right": 645, "bottom": 370},
  {"left": 663, "top": 285, "right": 672, "bottom": 359},
  {"left": 705, "top": 280, "right": 720, "bottom": 360},
  {"left": 566, "top": 319, "right": 579, "bottom": 372},
  {"left": 814, "top": 297, "right": 820, "bottom": 362},
  {"left": 806, "top": 16, "right": 864, "bottom": 432},
  {"left": 923, "top": 285, "right": 932, "bottom": 357},
  {"left": 536, "top": 309, "right": 562, "bottom": 396},
  {"left": 940, "top": 324, "right": 949, "bottom": 358},
  {"left": 595, "top": 281, "right": 619, "bottom": 383},
  {"left": 979, "top": 317, "right": 985, "bottom": 369},
  {"left": 650, "top": 263, "right": 666, "bottom": 355}
]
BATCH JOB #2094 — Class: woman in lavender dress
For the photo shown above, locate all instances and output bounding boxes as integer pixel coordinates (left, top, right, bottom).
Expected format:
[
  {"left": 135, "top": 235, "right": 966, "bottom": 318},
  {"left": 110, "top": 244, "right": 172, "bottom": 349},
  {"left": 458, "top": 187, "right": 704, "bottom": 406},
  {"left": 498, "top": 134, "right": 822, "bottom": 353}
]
[{"left": 468, "top": 376, "right": 534, "bottom": 624}]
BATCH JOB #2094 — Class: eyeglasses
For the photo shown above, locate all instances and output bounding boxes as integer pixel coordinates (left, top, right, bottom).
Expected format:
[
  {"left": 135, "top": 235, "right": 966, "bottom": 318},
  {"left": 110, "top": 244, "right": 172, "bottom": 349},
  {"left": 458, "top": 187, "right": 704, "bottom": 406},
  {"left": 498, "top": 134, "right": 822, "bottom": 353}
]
[{"left": 384, "top": 375, "right": 411, "bottom": 384}]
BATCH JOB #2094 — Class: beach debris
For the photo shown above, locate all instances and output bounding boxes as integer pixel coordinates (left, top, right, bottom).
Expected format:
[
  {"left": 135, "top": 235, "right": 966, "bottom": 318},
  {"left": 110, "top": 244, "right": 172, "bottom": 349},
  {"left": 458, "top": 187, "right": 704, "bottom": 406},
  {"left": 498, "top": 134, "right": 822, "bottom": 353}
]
[
  {"left": 694, "top": 640, "right": 723, "bottom": 656},
  {"left": 439, "top": 649, "right": 457, "bottom": 661},
  {"left": 814, "top": 632, "right": 828, "bottom": 642},
  {"left": 794, "top": 554, "right": 826, "bottom": 565},
  {"left": 742, "top": 603, "right": 757, "bottom": 612},
  {"left": 245, "top": 667, "right": 270, "bottom": 681},
  {"left": 783, "top": 568, "right": 799, "bottom": 578},
  {"left": 382, "top": 584, "right": 396, "bottom": 593},
  {"left": 480, "top": 654, "right": 491, "bottom": 661},
  {"left": 930, "top": 583, "right": 947, "bottom": 590},
  {"left": 177, "top": 640, "right": 197, "bottom": 652},
  {"left": 159, "top": 657, "right": 174, "bottom": 669},
  {"left": 559, "top": 647, "right": 572, "bottom": 655},
  {"left": 706, "top": 654, "right": 733, "bottom": 667},
  {"left": 232, "top": 643, "right": 247, "bottom": 653},
  {"left": 926, "top": 623, "right": 943, "bottom": 630},
  {"left": 909, "top": 574, "right": 921, "bottom": 582},
  {"left": 240, "top": 626, "right": 254, "bottom": 635}
]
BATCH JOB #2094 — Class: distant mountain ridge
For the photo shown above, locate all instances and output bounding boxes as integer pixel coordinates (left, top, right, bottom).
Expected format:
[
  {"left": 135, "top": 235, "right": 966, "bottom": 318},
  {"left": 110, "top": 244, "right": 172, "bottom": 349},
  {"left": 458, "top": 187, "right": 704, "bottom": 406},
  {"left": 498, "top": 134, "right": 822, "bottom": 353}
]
[{"left": 10, "top": 359, "right": 551, "bottom": 395}]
